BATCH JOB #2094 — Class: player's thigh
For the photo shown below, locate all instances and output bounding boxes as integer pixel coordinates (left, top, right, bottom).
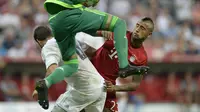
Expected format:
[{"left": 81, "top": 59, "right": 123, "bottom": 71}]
[
  {"left": 57, "top": 35, "right": 76, "bottom": 61},
  {"left": 103, "top": 108, "right": 112, "bottom": 112},
  {"left": 49, "top": 9, "right": 78, "bottom": 61},
  {"left": 52, "top": 104, "right": 67, "bottom": 112},
  {"left": 84, "top": 91, "right": 106, "bottom": 112},
  {"left": 104, "top": 99, "right": 119, "bottom": 112},
  {"left": 56, "top": 90, "right": 88, "bottom": 112},
  {"left": 80, "top": 109, "right": 86, "bottom": 112},
  {"left": 73, "top": 8, "right": 109, "bottom": 34},
  {"left": 82, "top": 8, "right": 120, "bottom": 32},
  {"left": 49, "top": 9, "right": 82, "bottom": 41}
]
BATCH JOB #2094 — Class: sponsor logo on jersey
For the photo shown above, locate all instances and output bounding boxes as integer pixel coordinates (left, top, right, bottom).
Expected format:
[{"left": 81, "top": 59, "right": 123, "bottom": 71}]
[{"left": 129, "top": 56, "right": 135, "bottom": 63}]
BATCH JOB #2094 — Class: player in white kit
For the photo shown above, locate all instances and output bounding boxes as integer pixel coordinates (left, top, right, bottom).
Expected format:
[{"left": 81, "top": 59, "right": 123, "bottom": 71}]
[{"left": 32, "top": 26, "right": 106, "bottom": 112}]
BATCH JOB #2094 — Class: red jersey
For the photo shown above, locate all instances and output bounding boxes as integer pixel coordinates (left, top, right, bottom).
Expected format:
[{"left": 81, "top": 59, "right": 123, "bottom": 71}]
[
  {"left": 92, "top": 31, "right": 148, "bottom": 84},
  {"left": 92, "top": 31, "right": 148, "bottom": 112}
]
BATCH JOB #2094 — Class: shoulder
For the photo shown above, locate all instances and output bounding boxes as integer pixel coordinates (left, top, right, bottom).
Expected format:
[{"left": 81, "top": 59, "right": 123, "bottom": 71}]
[
  {"left": 45, "top": 38, "right": 57, "bottom": 45},
  {"left": 140, "top": 45, "right": 148, "bottom": 65},
  {"left": 126, "top": 31, "right": 132, "bottom": 40},
  {"left": 126, "top": 31, "right": 132, "bottom": 36}
]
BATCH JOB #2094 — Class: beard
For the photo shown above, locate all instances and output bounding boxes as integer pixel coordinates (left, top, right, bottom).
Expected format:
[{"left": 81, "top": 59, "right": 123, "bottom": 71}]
[
  {"left": 132, "top": 33, "right": 140, "bottom": 39},
  {"left": 131, "top": 34, "right": 145, "bottom": 43}
]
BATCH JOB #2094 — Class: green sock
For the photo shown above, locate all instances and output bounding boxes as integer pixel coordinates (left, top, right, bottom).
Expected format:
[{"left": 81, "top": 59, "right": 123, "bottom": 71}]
[
  {"left": 44, "top": 59, "right": 78, "bottom": 88},
  {"left": 112, "top": 18, "right": 129, "bottom": 68}
]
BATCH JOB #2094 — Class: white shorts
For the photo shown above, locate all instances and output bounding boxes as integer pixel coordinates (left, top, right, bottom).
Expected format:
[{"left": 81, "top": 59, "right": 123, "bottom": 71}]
[{"left": 51, "top": 87, "right": 106, "bottom": 112}]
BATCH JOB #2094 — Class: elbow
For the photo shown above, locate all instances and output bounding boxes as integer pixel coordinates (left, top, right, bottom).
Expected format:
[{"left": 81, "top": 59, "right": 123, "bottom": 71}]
[
  {"left": 135, "top": 82, "right": 141, "bottom": 89},
  {"left": 132, "top": 82, "right": 141, "bottom": 91}
]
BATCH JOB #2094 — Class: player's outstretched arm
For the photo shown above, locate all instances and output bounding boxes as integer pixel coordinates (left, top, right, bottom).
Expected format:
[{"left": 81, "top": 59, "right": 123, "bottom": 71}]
[
  {"left": 105, "top": 74, "right": 143, "bottom": 92},
  {"left": 76, "top": 32, "right": 105, "bottom": 50},
  {"left": 32, "top": 45, "right": 60, "bottom": 100},
  {"left": 32, "top": 63, "right": 58, "bottom": 100}
]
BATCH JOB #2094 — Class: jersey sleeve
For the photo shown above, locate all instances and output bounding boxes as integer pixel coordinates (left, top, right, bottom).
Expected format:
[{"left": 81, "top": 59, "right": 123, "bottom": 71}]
[
  {"left": 75, "top": 32, "right": 105, "bottom": 51},
  {"left": 142, "top": 51, "right": 148, "bottom": 66},
  {"left": 141, "top": 58, "right": 147, "bottom": 66},
  {"left": 41, "top": 45, "right": 62, "bottom": 69}
]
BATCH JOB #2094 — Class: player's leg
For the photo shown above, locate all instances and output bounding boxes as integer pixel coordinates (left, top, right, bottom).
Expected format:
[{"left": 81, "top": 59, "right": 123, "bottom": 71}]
[
  {"left": 103, "top": 99, "right": 119, "bottom": 112},
  {"left": 72, "top": 8, "right": 128, "bottom": 69},
  {"left": 80, "top": 109, "right": 86, "bottom": 112},
  {"left": 51, "top": 92, "right": 86, "bottom": 112},
  {"left": 84, "top": 91, "right": 106, "bottom": 112},
  {"left": 54, "top": 87, "right": 105, "bottom": 112},
  {"left": 42, "top": 9, "right": 83, "bottom": 88},
  {"left": 72, "top": 8, "right": 149, "bottom": 77},
  {"left": 35, "top": 10, "right": 82, "bottom": 109},
  {"left": 54, "top": 89, "right": 97, "bottom": 112},
  {"left": 51, "top": 105, "right": 67, "bottom": 112},
  {"left": 35, "top": 62, "right": 78, "bottom": 109},
  {"left": 45, "top": 62, "right": 78, "bottom": 87},
  {"left": 36, "top": 36, "right": 78, "bottom": 109},
  {"left": 44, "top": 0, "right": 149, "bottom": 77}
]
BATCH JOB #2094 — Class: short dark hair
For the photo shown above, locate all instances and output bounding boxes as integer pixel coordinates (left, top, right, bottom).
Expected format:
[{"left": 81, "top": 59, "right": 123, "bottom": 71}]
[
  {"left": 141, "top": 17, "right": 154, "bottom": 32},
  {"left": 33, "top": 26, "right": 52, "bottom": 41}
]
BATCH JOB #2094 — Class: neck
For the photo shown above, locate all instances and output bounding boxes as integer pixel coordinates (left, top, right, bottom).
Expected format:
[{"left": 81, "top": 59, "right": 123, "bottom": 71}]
[
  {"left": 131, "top": 41, "right": 142, "bottom": 48},
  {"left": 40, "top": 37, "right": 53, "bottom": 48},
  {"left": 131, "top": 35, "right": 143, "bottom": 48},
  {"left": 47, "top": 36, "right": 53, "bottom": 40}
]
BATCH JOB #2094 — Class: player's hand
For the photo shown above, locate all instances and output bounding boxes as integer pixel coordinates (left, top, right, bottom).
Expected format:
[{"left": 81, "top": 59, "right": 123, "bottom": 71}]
[
  {"left": 97, "top": 31, "right": 113, "bottom": 40},
  {"left": 32, "top": 90, "right": 38, "bottom": 100},
  {"left": 104, "top": 80, "right": 116, "bottom": 92},
  {"left": 102, "top": 31, "right": 113, "bottom": 40}
]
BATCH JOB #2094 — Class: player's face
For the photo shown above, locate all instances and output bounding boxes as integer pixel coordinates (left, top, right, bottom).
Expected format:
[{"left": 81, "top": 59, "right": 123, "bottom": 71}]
[{"left": 132, "top": 21, "right": 151, "bottom": 41}]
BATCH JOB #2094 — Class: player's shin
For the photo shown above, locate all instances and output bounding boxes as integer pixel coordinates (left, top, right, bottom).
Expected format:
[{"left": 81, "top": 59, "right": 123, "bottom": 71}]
[
  {"left": 112, "top": 18, "right": 129, "bottom": 69},
  {"left": 45, "top": 59, "right": 78, "bottom": 88}
]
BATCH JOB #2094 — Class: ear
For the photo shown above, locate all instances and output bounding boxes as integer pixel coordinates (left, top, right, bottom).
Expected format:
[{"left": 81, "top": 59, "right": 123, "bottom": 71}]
[
  {"left": 35, "top": 39, "right": 41, "bottom": 43},
  {"left": 35, "top": 39, "right": 43, "bottom": 48},
  {"left": 148, "top": 32, "right": 152, "bottom": 36}
]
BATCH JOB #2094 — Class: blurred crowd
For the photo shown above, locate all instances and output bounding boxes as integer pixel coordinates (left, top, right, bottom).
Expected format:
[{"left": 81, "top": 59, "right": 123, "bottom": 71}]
[
  {"left": 0, "top": 0, "right": 200, "bottom": 106},
  {"left": 0, "top": 0, "right": 200, "bottom": 61},
  {"left": 0, "top": 72, "right": 67, "bottom": 101},
  {"left": 0, "top": 72, "right": 200, "bottom": 105},
  {"left": 117, "top": 72, "right": 200, "bottom": 111},
  {"left": 98, "top": 0, "right": 200, "bottom": 62}
]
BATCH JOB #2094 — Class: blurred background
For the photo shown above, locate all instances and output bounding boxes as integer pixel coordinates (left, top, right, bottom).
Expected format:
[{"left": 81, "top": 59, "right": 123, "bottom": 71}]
[{"left": 0, "top": 0, "right": 200, "bottom": 112}]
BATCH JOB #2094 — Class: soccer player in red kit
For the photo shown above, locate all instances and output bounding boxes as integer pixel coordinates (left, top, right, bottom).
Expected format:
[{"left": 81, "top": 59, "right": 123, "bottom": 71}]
[{"left": 92, "top": 17, "right": 154, "bottom": 112}]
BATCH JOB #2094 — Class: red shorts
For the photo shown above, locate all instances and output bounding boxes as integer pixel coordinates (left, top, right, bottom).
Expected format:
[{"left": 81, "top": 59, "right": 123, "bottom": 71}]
[{"left": 104, "top": 99, "right": 118, "bottom": 112}]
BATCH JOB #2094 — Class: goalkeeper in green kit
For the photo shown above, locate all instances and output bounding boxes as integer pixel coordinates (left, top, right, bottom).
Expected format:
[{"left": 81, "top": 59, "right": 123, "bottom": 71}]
[{"left": 34, "top": 0, "right": 149, "bottom": 109}]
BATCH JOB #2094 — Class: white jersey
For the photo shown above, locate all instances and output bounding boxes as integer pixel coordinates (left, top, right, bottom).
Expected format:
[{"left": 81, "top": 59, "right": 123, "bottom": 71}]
[
  {"left": 41, "top": 32, "right": 104, "bottom": 94},
  {"left": 41, "top": 38, "right": 63, "bottom": 69}
]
